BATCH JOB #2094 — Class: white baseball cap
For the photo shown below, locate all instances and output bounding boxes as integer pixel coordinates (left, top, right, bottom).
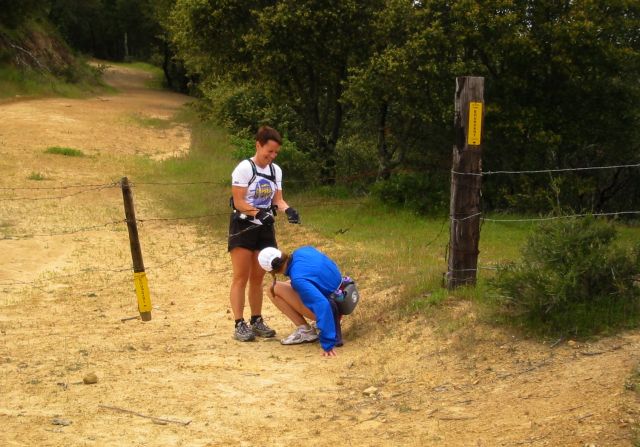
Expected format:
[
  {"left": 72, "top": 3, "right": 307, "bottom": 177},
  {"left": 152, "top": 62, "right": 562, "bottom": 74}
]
[{"left": 258, "top": 247, "right": 282, "bottom": 272}]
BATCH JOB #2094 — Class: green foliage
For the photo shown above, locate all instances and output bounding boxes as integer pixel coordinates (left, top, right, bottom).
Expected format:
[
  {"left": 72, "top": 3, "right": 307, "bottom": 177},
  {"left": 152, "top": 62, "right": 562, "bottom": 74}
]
[
  {"left": 44, "top": 146, "right": 84, "bottom": 157},
  {"left": 127, "top": 112, "right": 172, "bottom": 129},
  {"left": 200, "top": 81, "right": 299, "bottom": 139},
  {"left": 229, "top": 136, "right": 321, "bottom": 190},
  {"left": 0, "top": 0, "right": 45, "bottom": 28},
  {"left": 370, "top": 171, "right": 448, "bottom": 214},
  {"left": 48, "top": 0, "right": 161, "bottom": 61},
  {"left": 492, "top": 217, "right": 640, "bottom": 337},
  {"left": 169, "top": 0, "right": 387, "bottom": 180},
  {"left": 27, "top": 172, "right": 46, "bottom": 181}
]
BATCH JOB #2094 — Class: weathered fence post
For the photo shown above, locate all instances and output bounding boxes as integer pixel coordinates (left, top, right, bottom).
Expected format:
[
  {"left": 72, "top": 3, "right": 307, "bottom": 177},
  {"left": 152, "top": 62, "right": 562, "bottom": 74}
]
[
  {"left": 121, "top": 177, "right": 152, "bottom": 321},
  {"left": 446, "top": 76, "right": 485, "bottom": 289}
]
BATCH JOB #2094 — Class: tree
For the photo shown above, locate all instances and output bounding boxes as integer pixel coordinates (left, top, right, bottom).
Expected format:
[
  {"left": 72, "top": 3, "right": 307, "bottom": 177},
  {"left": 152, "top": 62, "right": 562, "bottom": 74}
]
[
  {"left": 49, "top": 0, "right": 164, "bottom": 61},
  {"left": 169, "top": 0, "right": 385, "bottom": 182},
  {"left": 451, "top": 0, "right": 640, "bottom": 212},
  {"left": 0, "top": 0, "right": 45, "bottom": 28},
  {"left": 346, "top": 0, "right": 640, "bottom": 212}
]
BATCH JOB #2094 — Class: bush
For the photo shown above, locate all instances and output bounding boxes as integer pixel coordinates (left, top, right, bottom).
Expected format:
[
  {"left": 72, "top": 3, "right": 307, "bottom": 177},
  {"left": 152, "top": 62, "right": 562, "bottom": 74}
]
[
  {"left": 229, "top": 136, "right": 321, "bottom": 191},
  {"left": 370, "top": 171, "right": 448, "bottom": 214},
  {"left": 492, "top": 217, "right": 640, "bottom": 337},
  {"left": 44, "top": 146, "right": 84, "bottom": 157}
]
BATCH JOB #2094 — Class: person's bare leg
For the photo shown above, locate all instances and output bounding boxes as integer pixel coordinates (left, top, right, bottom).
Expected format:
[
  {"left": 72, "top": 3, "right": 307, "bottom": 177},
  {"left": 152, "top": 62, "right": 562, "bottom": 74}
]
[
  {"left": 229, "top": 247, "right": 253, "bottom": 320},
  {"left": 270, "top": 281, "right": 315, "bottom": 322},
  {"left": 268, "top": 288, "right": 307, "bottom": 326},
  {"left": 247, "top": 251, "right": 266, "bottom": 316}
]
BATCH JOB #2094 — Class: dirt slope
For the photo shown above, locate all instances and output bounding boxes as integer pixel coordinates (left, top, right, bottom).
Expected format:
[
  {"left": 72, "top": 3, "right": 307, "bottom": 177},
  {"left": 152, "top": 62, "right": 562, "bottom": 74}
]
[{"left": 0, "top": 65, "right": 638, "bottom": 447}]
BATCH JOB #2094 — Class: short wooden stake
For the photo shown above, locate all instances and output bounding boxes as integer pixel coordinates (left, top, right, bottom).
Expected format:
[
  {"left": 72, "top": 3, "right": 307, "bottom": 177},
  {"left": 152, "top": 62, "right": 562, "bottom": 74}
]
[
  {"left": 121, "top": 177, "right": 152, "bottom": 321},
  {"left": 446, "top": 76, "right": 485, "bottom": 289}
]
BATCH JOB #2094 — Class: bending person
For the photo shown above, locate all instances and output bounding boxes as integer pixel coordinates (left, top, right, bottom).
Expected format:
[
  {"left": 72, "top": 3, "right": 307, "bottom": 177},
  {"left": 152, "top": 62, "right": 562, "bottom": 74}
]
[
  {"left": 228, "top": 126, "right": 300, "bottom": 342},
  {"left": 258, "top": 246, "right": 343, "bottom": 357}
]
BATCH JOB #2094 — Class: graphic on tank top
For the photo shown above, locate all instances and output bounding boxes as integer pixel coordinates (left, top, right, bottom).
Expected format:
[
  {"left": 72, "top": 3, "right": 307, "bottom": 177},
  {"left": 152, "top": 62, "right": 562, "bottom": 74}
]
[{"left": 252, "top": 178, "right": 274, "bottom": 208}]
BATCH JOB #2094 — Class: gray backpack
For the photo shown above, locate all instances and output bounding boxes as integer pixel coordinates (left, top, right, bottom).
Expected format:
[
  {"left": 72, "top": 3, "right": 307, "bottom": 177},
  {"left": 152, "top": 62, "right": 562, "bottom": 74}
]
[{"left": 332, "top": 277, "right": 360, "bottom": 315}]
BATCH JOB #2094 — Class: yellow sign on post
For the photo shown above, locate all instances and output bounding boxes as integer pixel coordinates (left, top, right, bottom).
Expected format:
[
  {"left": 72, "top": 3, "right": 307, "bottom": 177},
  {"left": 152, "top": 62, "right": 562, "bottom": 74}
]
[
  {"left": 467, "top": 102, "right": 483, "bottom": 146},
  {"left": 133, "top": 271, "right": 152, "bottom": 314}
]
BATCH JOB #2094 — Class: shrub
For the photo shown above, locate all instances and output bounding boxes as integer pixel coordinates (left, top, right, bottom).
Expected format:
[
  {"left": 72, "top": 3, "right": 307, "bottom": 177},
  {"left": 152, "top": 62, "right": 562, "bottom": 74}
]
[
  {"left": 44, "top": 146, "right": 84, "bottom": 157},
  {"left": 492, "top": 217, "right": 640, "bottom": 337},
  {"left": 229, "top": 136, "right": 320, "bottom": 191},
  {"left": 27, "top": 171, "right": 46, "bottom": 180},
  {"left": 370, "top": 171, "right": 448, "bottom": 214}
]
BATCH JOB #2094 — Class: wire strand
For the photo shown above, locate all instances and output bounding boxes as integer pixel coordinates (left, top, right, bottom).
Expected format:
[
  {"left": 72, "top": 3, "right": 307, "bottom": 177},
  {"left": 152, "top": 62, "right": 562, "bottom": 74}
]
[{"left": 451, "top": 162, "right": 640, "bottom": 177}]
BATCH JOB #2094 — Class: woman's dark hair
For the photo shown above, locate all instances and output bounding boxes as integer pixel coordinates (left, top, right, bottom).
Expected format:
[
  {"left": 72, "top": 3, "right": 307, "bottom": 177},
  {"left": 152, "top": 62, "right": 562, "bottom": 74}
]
[
  {"left": 271, "top": 253, "right": 289, "bottom": 274},
  {"left": 256, "top": 126, "right": 282, "bottom": 146}
]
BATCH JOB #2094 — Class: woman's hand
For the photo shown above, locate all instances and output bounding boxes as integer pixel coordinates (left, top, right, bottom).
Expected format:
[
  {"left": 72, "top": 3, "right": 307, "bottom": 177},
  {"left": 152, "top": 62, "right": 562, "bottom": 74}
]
[{"left": 322, "top": 348, "right": 337, "bottom": 357}]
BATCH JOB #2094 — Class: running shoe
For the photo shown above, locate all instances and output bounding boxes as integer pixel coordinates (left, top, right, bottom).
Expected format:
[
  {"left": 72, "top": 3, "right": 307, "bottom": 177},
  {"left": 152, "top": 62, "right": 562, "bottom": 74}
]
[
  {"left": 251, "top": 316, "right": 276, "bottom": 338},
  {"left": 234, "top": 320, "right": 255, "bottom": 342},
  {"left": 281, "top": 325, "right": 318, "bottom": 345}
]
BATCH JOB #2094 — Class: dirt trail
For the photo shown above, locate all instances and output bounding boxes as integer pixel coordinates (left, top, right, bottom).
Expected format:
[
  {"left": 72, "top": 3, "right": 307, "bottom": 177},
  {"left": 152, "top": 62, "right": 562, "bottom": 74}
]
[{"left": 1, "top": 65, "right": 639, "bottom": 447}]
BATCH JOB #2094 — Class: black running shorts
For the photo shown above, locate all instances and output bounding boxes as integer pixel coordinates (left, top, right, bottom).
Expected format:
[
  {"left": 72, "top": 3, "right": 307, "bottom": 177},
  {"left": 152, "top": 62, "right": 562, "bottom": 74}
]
[{"left": 227, "top": 214, "right": 277, "bottom": 252}]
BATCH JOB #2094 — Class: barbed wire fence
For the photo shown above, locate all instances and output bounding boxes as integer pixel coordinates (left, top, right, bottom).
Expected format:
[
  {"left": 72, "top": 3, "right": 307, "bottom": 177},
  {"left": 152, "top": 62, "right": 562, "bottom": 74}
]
[
  {"left": 0, "top": 177, "right": 369, "bottom": 322},
  {"left": 1, "top": 160, "right": 639, "bottom": 308},
  {"left": 446, "top": 162, "right": 640, "bottom": 284}
]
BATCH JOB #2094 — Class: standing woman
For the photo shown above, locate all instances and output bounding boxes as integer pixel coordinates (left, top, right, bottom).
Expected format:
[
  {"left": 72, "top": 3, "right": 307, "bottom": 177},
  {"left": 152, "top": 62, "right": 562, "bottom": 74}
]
[{"left": 228, "top": 126, "right": 300, "bottom": 341}]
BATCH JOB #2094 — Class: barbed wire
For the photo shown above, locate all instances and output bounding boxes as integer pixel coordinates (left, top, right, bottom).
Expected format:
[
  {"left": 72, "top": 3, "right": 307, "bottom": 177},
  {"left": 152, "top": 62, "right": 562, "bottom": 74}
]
[
  {"left": 2, "top": 220, "right": 125, "bottom": 239},
  {"left": 0, "top": 182, "right": 121, "bottom": 191},
  {"left": 131, "top": 180, "right": 222, "bottom": 186},
  {"left": 450, "top": 210, "right": 640, "bottom": 223},
  {"left": 482, "top": 211, "right": 640, "bottom": 222},
  {"left": 0, "top": 183, "right": 119, "bottom": 201},
  {"left": 0, "top": 219, "right": 265, "bottom": 289},
  {"left": 451, "top": 162, "right": 640, "bottom": 177},
  {"left": 0, "top": 265, "right": 132, "bottom": 288}
]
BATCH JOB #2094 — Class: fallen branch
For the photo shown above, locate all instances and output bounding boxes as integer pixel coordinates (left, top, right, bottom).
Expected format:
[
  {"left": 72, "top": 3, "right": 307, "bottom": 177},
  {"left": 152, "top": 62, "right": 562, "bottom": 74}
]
[
  {"left": 353, "top": 412, "right": 383, "bottom": 426},
  {"left": 437, "top": 415, "right": 478, "bottom": 421},
  {"left": 580, "top": 344, "right": 624, "bottom": 356},
  {"left": 98, "top": 405, "right": 191, "bottom": 426},
  {"left": 577, "top": 412, "right": 593, "bottom": 422}
]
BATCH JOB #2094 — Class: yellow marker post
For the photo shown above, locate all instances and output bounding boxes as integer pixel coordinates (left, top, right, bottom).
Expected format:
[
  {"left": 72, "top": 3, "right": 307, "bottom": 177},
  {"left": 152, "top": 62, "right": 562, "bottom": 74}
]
[
  {"left": 133, "top": 272, "right": 152, "bottom": 316},
  {"left": 121, "top": 177, "right": 152, "bottom": 321},
  {"left": 467, "top": 102, "right": 483, "bottom": 146}
]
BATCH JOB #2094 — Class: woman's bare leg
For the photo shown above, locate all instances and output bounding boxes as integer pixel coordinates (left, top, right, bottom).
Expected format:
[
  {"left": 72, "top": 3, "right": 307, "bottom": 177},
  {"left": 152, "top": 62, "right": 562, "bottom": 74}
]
[
  {"left": 247, "top": 250, "right": 266, "bottom": 316},
  {"left": 229, "top": 247, "right": 253, "bottom": 320},
  {"left": 267, "top": 281, "right": 315, "bottom": 326}
]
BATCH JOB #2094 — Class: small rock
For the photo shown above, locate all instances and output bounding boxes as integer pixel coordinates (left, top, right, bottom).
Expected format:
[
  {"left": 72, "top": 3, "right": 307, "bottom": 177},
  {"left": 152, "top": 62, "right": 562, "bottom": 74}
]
[
  {"left": 83, "top": 372, "right": 98, "bottom": 384},
  {"left": 52, "top": 418, "right": 72, "bottom": 426},
  {"left": 363, "top": 386, "right": 378, "bottom": 396},
  {"left": 567, "top": 340, "right": 578, "bottom": 348}
]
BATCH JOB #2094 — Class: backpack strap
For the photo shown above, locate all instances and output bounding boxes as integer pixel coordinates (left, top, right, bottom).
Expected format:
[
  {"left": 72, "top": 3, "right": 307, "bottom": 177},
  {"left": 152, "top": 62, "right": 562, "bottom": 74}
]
[
  {"left": 247, "top": 158, "right": 258, "bottom": 186},
  {"left": 247, "top": 158, "right": 276, "bottom": 185}
]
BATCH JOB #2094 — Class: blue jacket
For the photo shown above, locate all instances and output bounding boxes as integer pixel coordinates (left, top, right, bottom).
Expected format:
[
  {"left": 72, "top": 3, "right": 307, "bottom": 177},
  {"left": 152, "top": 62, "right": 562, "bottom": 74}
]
[{"left": 285, "top": 246, "right": 342, "bottom": 351}]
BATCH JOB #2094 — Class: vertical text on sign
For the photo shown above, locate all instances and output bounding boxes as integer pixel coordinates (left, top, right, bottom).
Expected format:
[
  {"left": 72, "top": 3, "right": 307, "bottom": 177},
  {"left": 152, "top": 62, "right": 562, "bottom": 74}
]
[
  {"left": 467, "top": 102, "right": 483, "bottom": 146},
  {"left": 133, "top": 271, "right": 152, "bottom": 313}
]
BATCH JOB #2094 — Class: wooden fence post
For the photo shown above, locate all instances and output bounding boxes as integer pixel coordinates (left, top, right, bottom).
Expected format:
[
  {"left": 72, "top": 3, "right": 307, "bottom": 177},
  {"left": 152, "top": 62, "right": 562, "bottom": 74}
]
[
  {"left": 121, "top": 177, "right": 152, "bottom": 321},
  {"left": 446, "top": 76, "right": 485, "bottom": 289}
]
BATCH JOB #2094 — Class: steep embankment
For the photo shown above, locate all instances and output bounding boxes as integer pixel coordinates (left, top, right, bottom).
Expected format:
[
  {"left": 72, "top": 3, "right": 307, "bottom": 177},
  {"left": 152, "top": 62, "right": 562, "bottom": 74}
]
[{"left": 0, "top": 20, "right": 103, "bottom": 99}]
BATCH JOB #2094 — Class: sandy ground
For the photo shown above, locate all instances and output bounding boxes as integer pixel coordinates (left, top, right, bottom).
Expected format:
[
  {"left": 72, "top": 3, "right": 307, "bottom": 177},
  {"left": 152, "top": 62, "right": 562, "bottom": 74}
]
[{"left": 0, "top": 65, "right": 639, "bottom": 447}]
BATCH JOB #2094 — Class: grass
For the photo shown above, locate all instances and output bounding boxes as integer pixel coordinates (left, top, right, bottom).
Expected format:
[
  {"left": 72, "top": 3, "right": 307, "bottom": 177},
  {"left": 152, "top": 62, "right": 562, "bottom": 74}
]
[
  {"left": 27, "top": 172, "right": 47, "bottom": 181},
  {"left": 44, "top": 146, "right": 85, "bottom": 157},
  {"left": 132, "top": 114, "right": 490, "bottom": 314},
  {"left": 127, "top": 112, "right": 173, "bottom": 129},
  {"left": 134, "top": 112, "right": 640, "bottom": 332},
  {"left": 108, "top": 60, "right": 165, "bottom": 89},
  {"left": 0, "top": 63, "right": 112, "bottom": 101}
]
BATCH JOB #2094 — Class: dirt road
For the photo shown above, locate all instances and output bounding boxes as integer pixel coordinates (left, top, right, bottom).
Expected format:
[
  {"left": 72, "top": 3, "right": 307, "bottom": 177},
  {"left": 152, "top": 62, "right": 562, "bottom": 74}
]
[{"left": 1, "top": 65, "right": 639, "bottom": 446}]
